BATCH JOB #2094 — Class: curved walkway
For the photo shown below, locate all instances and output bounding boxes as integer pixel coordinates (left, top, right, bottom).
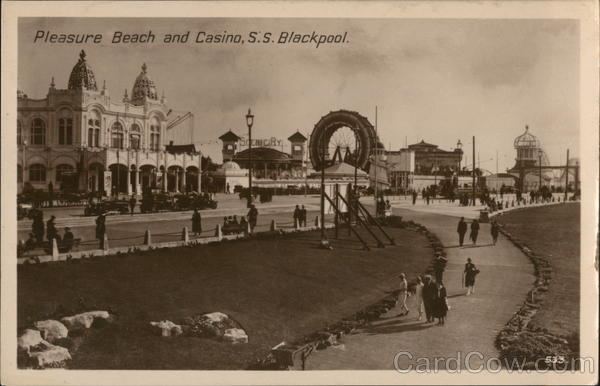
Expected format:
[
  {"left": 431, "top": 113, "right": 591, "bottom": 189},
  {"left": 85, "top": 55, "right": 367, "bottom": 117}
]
[{"left": 306, "top": 207, "right": 535, "bottom": 370}]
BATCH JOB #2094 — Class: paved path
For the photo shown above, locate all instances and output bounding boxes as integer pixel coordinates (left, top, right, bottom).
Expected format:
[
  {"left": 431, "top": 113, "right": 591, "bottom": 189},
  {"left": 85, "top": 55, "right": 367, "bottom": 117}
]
[{"left": 306, "top": 206, "right": 535, "bottom": 370}]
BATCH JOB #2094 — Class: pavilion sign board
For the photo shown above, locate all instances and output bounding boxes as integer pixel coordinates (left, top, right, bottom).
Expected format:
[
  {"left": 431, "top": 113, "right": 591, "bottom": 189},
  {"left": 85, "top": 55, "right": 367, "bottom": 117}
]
[{"left": 239, "top": 137, "right": 284, "bottom": 148}]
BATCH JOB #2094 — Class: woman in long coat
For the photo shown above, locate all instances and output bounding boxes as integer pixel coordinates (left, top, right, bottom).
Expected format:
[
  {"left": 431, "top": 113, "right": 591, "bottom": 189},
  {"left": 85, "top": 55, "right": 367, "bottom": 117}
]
[
  {"left": 463, "top": 257, "right": 478, "bottom": 296},
  {"left": 192, "top": 208, "right": 202, "bottom": 235},
  {"left": 434, "top": 281, "right": 448, "bottom": 325},
  {"left": 470, "top": 219, "right": 480, "bottom": 245}
]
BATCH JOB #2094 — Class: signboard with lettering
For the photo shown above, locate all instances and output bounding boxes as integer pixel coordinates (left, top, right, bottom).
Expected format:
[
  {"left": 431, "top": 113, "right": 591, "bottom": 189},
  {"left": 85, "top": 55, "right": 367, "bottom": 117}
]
[{"left": 239, "top": 137, "right": 284, "bottom": 148}]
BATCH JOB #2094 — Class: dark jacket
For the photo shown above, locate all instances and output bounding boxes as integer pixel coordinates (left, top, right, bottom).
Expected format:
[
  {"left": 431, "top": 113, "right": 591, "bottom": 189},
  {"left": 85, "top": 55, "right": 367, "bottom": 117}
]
[{"left": 457, "top": 220, "right": 467, "bottom": 234}]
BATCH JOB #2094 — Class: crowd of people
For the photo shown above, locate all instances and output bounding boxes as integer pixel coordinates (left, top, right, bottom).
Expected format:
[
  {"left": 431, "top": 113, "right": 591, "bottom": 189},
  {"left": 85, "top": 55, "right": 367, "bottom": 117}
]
[
  {"left": 21, "top": 210, "right": 76, "bottom": 254},
  {"left": 395, "top": 256, "right": 480, "bottom": 326},
  {"left": 293, "top": 205, "right": 308, "bottom": 227}
]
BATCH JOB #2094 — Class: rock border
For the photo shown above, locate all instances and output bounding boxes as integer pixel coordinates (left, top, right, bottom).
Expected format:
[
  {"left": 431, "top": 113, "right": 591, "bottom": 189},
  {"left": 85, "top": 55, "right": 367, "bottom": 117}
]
[
  {"left": 492, "top": 207, "right": 580, "bottom": 370},
  {"left": 247, "top": 217, "right": 445, "bottom": 370}
]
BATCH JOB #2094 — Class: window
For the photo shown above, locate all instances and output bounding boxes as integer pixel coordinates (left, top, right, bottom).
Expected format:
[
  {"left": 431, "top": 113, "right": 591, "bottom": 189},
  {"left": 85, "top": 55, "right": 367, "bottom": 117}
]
[
  {"left": 226, "top": 144, "right": 234, "bottom": 151},
  {"left": 293, "top": 145, "right": 302, "bottom": 152},
  {"left": 29, "top": 164, "right": 46, "bottom": 182},
  {"left": 88, "top": 118, "right": 101, "bottom": 147},
  {"left": 130, "top": 124, "right": 141, "bottom": 150},
  {"left": 55, "top": 164, "right": 75, "bottom": 183},
  {"left": 58, "top": 118, "right": 73, "bottom": 145},
  {"left": 17, "top": 121, "right": 22, "bottom": 145},
  {"left": 111, "top": 122, "right": 124, "bottom": 149},
  {"left": 150, "top": 118, "right": 160, "bottom": 151},
  {"left": 31, "top": 118, "right": 45, "bottom": 145}
]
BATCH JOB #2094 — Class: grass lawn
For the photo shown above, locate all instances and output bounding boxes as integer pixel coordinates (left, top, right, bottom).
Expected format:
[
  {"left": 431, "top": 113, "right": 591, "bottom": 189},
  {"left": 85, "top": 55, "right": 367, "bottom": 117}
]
[
  {"left": 497, "top": 203, "right": 580, "bottom": 337},
  {"left": 18, "top": 225, "right": 432, "bottom": 369}
]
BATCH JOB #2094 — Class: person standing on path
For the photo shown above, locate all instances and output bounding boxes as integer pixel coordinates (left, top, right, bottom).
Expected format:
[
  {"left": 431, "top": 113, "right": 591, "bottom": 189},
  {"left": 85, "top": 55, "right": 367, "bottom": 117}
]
[
  {"left": 457, "top": 217, "right": 467, "bottom": 247},
  {"left": 434, "top": 281, "right": 448, "bottom": 326},
  {"left": 32, "top": 210, "right": 45, "bottom": 243},
  {"left": 463, "top": 258, "right": 479, "bottom": 296},
  {"left": 247, "top": 204, "right": 258, "bottom": 233},
  {"left": 95, "top": 213, "right": 106, "bottom": 248},
  {"left": 395, "top": 273, "right": 409, "bottom": 316},
  {"left": 300, "top": 205, "right": 307, "bottom": 227},
  {"left": 192, "top": 208, "right": 202, "bottom": 236},
  {"left": 414, "top": 276, "right": 424, "bottom": 321},
  {"left": 422, "top": 275, "right": 438, "bottom": 323},
  {"left": 46, "top": 215, "right": 57, "bottom": 243},
  {"left": 490, "top": 220, "right": 499, "bottom": 245},
  {"left": 470, "top": 219, "right": 480, "bottom": 245},
  {"left": 129, "top": 194, "right": 137, "bottom": 216},
  {"left": 412, "top": 190, "right": 417, "bottom": 205},
  {"left": 433, "top": 254, "right": 447, "bottom": 283},
  {"left": 293, "top": 205, "right": 301, "bottom": 227}
]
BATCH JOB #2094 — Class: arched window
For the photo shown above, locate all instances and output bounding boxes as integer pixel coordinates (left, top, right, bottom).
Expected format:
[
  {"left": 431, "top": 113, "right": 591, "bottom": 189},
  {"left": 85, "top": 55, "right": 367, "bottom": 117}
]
[
  {"left": 88, "top": 115, "right": 101, "bottom": 147},
  {"left": 29, "top": 164, "right": 46, "bottom": 182},
  {"left": 31, "top": 118, "right": 46, "bottom": 145},
  {"left": 150, "top": 118, "right": 160, "bottom": 151},
  {"left": 55, "top": 164, "right": 75, "bottom": 183},
  {"left": 130, "top": 123, "right": 141, "bottom": 150},
  {"left": 17, "top": 121, "right": 22, "bottom": 145},
  {"left": 111, "top": 121, "right": 124, "bottom": 149},
  {"left": 58, "top": 115, "right": 73, "bottom": 145}
]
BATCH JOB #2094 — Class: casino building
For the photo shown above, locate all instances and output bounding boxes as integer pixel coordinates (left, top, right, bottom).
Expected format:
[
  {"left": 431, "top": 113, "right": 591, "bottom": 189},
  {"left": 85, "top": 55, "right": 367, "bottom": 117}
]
[{"left": 17, "top": 50, "right": 201, "bottom": 195}]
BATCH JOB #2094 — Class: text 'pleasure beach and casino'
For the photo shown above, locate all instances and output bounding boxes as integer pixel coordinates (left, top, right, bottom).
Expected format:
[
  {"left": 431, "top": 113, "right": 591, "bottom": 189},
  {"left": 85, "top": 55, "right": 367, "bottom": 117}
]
[{"left": 33, "top": 30, "right": 350, "bottom": 48}]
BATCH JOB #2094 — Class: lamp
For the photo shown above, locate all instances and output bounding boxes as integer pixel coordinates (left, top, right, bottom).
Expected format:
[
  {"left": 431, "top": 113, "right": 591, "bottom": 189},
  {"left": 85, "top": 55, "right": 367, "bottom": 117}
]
[{"left": 246, "top": 108, "right": 254, "bottom": 207}]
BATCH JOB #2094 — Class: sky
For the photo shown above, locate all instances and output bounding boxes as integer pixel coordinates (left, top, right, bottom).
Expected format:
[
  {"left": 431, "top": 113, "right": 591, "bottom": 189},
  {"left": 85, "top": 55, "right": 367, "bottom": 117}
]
[{"left": 18, "top": 17, "right": 579, "bottom": 172}]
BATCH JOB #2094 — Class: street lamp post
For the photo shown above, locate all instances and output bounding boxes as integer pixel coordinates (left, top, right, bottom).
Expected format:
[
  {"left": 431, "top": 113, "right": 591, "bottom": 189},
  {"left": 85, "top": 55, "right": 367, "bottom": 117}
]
[
  {"left": 246, "top": 108, "right": 254, "bottom": 208},
  {"left": 538, "top": 149, "right": 543, "bottom": 191},
  {"left": 22, "top": 140, "right": 27, "bottom": 192}
]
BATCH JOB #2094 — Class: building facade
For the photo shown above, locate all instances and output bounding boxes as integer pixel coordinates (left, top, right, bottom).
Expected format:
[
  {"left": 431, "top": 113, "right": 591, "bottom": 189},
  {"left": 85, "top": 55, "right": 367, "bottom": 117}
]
[
  {"left": 17, "top": 50, "right": 201, "bottom": 195},
  {"left": 219, "top": 130, "right": 308, "bottom": 180}
]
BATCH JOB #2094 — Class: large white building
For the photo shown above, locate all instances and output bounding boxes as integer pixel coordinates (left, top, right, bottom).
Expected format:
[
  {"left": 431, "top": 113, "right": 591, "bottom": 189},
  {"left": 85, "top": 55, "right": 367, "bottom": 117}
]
[{"left": 17, "top": 50, "right": 201, "bottom": 196}]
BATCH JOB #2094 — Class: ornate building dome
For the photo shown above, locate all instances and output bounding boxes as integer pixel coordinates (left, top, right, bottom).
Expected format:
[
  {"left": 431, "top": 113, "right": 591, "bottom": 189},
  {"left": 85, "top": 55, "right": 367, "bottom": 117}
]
[
  {"left": 514, "top": 125, "right": 540, "bottom": 149},
  {"left": 131, "top": 63, "right": 158, "bottom": 105},
  {"left": 221, "top": 161, "right": 242, "bottom": 170},
  {"left": 68, "top": 50, "right": 98, "bottom": 91}
]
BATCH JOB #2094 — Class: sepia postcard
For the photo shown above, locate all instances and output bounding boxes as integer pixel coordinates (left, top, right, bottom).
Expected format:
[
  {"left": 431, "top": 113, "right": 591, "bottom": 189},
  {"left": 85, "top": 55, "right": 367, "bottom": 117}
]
[{"left": 1, "top": 1, "right": 598, "bottom": 385}]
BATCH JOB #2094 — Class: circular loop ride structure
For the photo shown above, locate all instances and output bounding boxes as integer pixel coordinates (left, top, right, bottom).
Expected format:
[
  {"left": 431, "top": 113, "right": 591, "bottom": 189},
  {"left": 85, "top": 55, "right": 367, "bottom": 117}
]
[{"left": 308, "top": 110, "right": 384, "bottom": 171}]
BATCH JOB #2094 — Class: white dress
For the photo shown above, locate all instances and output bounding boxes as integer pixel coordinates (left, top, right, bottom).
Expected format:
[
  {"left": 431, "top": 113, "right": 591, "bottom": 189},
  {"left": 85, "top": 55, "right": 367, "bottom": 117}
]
[{"left": 415, "top": 283, "right": 424, "bottom": 312}]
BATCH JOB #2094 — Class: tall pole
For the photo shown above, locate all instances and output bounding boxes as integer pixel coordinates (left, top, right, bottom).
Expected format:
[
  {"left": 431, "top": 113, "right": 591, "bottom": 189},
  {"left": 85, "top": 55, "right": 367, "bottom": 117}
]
[
  {"left": 538, "top": 151, "right": 542, "bottom": 191},
  {"left": 495, "top": 149, "right": 498, "bottom": 194},
  {"left": 564, "top": 149, "right": 569, "bottom": 201},
  {"left": 472, "top": 136, "right": 476, "bottom": 206},
  {"left": 354, "top": 132, "right": 358, "bottom": 195},
  {"left": 374, "top": 106, "right": 378, "bottom": 214},
  {"left": 320, "top": 134, "right": 326, "bottom": 241},
  {"left": 246, "top": 108, "right": 254, "bottom": 207}
]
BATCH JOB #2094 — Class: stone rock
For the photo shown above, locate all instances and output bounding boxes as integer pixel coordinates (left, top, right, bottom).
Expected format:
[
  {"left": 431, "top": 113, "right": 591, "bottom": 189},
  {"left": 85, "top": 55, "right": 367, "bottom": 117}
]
[
  {"left": 34, "top": 320, "right": 68, "bottom": 343},
  {"left": 61, "top": 311, "right": 110, "bottom": 330},
  {"left": 150, "top": 320, "right": 183, "bottom": 337},
  {"left": 28, "top": 341, "right": 72, "bottom": 368},
  {"left": 18, "top": 329, "right": 44, "bottom": 352},
  {"left": 223, "top": 328, "right": 248, "bottom": 344},
  {"left": 203, "top": 312, "right": 229, "bottom": 323}
]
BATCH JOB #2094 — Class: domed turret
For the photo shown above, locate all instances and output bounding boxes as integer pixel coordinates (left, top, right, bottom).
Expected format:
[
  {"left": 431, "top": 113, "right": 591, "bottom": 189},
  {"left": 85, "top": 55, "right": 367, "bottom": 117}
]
[
  {"left": 131, "top": 63, "right": 158, "bottom": 106},
  {"left": 514, "top": 125, "right": 540, "bottom": 149},
  {"left": 68, "top": 50, "right": 98, "bottom": 91}
]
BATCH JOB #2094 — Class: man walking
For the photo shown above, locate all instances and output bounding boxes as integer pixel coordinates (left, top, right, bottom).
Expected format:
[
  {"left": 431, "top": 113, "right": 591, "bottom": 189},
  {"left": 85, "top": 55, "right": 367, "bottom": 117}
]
[
  {"left": 490, "top": 220, "right": 500, "bottom": 245},
  {"left": 422, "top": 275, "right": 438, "bottom": 323},
  {"left": 457, "top": 217, "right": 467, "bottom": 246},
  {"left": 300, "top": 205, "right": 307, "bottom": 227},
  {"left": 412, "top": 190, "right": 418, "bottom": 205}
]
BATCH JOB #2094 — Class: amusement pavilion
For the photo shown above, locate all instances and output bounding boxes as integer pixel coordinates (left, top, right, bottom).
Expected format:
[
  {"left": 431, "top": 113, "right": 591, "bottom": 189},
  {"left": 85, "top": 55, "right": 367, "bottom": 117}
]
[{"left": 17, "top": 50, "right": 201, "bottom": 196}]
